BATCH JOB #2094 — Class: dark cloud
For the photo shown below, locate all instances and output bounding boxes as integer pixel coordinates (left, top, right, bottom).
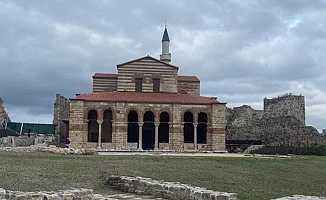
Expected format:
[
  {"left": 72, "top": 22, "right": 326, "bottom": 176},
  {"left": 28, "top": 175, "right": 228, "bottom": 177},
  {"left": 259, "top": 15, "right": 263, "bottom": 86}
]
[{"left": 0, "top": 0, "right": 325, "bottom": 130}]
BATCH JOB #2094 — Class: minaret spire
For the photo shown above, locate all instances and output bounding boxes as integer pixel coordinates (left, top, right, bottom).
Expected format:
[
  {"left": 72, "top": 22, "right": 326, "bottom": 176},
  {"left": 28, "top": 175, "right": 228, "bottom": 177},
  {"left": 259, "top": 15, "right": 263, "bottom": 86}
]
[{"left": 160, "top": 26, "right": 171, "bottom": 63}]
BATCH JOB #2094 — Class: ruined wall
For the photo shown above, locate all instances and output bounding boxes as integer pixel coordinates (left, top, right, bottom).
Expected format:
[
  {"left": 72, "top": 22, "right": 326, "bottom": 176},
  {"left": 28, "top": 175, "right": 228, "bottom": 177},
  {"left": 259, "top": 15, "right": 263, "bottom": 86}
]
[
  {"left": 226, "top": 105, "right": 262, "bottom": 141},
  {"left": 0, "top": 98, "right": 10, "bottom": 128},
  {"left": 53, "top": 94, "right": 70, "bottom": 142},
  {"left": 264, "top": 94, "right": 305, "bottom": 125},
  {"left": 226, "top": 94, "right": 326, "bottom": 148}
]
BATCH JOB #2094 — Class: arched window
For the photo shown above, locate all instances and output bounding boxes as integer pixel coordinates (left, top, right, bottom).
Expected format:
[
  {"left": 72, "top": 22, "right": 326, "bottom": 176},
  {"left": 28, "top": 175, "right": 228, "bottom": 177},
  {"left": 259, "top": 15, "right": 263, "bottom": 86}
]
[
  {"left": 197, "top": 112, "right": 208, "bottom": 144},
  {"left": 102, "top": 109, "right": 112, "bottom": 143},
  {"left": 143, "top": 111, "right": 155, "bottom": 150},
  {"left": 159, "top": 112, "right": 169, "bottom": 143},
  {"left": 127, "top": 111, "right": 139, "bottom": 143},
  {"left": 184, "top": 111, "right": 194, "bottom": 143},
  {"left": 88, "top": 110, "right": 99, "bottom": 142}
]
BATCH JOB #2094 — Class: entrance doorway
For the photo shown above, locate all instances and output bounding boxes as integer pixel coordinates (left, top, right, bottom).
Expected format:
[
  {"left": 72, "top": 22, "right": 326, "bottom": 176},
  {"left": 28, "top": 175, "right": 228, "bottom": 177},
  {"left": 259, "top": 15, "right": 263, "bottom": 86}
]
[{"left": 142, "top": 111, "right": 155, "bottom": 150}]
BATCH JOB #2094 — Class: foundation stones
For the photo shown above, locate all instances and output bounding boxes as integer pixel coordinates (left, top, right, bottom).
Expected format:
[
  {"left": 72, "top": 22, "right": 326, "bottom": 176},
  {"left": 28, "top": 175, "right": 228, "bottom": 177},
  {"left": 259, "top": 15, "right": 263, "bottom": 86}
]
[{"left": 107, "top": 175, "right": 238, "bottom": 200}]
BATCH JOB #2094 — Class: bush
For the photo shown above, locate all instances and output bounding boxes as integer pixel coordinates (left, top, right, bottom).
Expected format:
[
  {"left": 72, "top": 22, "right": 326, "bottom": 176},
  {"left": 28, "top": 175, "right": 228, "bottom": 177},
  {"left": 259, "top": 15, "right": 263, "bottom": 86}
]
[{"left": 250, "top": 145, "right": 326, "bottom": 156}]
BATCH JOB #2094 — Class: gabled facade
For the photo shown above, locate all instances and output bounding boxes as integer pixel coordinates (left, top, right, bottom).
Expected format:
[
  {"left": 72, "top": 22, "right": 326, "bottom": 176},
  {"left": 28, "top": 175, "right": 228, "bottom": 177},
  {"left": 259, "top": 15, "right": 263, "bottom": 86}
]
[{"left": 65, "top": 28, "right": 226, "bottom": 152}]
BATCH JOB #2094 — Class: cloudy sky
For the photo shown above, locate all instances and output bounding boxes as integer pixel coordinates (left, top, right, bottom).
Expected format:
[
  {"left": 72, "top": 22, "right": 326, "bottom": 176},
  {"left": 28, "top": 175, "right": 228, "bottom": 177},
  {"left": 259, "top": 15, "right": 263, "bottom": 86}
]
[{"left": 0, "top": 0, "right": 325, "bottom": 130}]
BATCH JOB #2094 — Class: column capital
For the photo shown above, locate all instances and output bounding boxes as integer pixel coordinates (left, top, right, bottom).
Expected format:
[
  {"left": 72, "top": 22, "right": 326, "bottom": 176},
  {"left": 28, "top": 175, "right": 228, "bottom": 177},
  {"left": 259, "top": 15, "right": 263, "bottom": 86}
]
[
  {"left": 97, "top": 120, "right": 103, "bottom": 124},
  {"left": 154, "top": 121, "right": 160, "bottom": 126},
  {"left": 194, "top": 122, "right": 198, "bottom": 127},
  {"left": 138, "top": 121, "right": 144, "bottom": 127}
]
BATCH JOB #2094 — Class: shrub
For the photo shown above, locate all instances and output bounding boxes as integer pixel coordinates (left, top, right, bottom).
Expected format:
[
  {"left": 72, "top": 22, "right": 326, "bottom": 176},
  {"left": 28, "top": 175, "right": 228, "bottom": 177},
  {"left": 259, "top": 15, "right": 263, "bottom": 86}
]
[{"left": 250, "top": 145, "right": 326, "bottom": 156}]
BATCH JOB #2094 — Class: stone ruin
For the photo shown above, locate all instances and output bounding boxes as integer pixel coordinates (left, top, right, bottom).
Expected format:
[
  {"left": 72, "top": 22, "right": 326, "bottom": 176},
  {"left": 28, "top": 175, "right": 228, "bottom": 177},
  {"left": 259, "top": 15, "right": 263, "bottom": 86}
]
[
  {"left": 107, "top": 175, "right": 238, "bottom": 200},
  {"left": 53, "top": 94, "right": 70, "bottom": 144},
  {"left": 0, "top": 97, "right": 10, "bottom": 129},
  {"left": 226, "top": 94, "right": 326, "bottom": 151}
]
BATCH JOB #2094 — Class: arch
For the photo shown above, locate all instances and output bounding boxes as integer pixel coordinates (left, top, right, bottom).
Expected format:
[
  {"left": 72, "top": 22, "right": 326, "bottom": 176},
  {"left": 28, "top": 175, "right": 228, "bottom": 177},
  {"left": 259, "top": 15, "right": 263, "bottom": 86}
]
[
  {"left": 197, "top": 112, "right": 208, "bottom": 144},
  {"left": 159, "top": 112, "right": 169, "bottom": 143},
  {"left": 88, "top": 110, "right": 99, "bottom": 142},
  {"left": 184, "top": 111, "right": 194, "bottom": 143},
  {"left": 142, "top": 111, "right": 155, "bottom": 150},
  {"left": 101, "top": 109, "right": 112, "bottom": 143},
  {"left": 127, "top": 110, "right": 139, "bottom": 143}
]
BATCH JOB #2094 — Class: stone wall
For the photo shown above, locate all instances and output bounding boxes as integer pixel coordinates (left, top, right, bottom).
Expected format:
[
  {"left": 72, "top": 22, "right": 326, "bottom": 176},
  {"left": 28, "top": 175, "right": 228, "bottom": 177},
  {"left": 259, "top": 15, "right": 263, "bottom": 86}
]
[
  {"left": 264, "top": 94, "right": 305, "bottom": 125},
  {"left": 0, "top": 97, "right": 10, "bottom": 128},
  {"left": 53, "top": 94, "right": 70, "bottom": 143},
  {"left": 226, "top": 105, "right": 262, "bottom": 141},
  {"left": 0, "top": 188, "right": 95, "bottom": 200},
  {"left": 107, "top": 175, "right": 238, "bottom": 200},
  {"left": 0, "top": 134, "right": 56, "bottom": 147},
  {"left": 226, "top": 94, "right": 326, "bottom": 149}
]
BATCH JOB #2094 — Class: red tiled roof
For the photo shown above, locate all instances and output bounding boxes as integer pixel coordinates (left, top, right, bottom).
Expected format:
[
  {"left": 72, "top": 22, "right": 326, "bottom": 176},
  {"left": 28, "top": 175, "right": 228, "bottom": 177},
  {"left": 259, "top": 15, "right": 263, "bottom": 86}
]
[
  {"left": 177, "top": 75, "right": 200, "bottom": 82},
  {"left": 93, "top": 73, "right": 118, "bottom": 78},
  {"left": 73, "top": 92, "right": 222, "bottom": 105}
]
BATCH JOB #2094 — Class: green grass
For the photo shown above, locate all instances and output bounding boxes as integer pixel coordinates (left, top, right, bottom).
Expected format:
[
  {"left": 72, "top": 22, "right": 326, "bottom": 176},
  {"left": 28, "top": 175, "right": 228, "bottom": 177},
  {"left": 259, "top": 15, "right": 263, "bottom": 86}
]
[{"left": 0, "top": 152, "right": 326, "bottom": 200}]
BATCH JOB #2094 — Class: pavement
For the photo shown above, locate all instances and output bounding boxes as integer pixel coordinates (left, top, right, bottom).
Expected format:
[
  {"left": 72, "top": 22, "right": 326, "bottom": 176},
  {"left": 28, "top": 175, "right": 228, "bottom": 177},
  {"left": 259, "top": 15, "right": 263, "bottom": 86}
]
[{"left": 97, "top": 151, "right": 291, "bottom": 158}]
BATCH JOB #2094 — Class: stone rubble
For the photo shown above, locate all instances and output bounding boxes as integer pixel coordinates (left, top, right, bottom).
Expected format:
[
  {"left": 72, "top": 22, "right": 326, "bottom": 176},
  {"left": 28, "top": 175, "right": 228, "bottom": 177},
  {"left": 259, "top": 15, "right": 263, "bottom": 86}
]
[
  {"left": 0, "top": 182, "right": 325, "bottom": 200},
  {"left": 0, "top": 144, "right": 96, "bottom": 155},
  {"left": 0, "top": 188, "right": 166, "bottom": 200},
  {"left": 273, "top": 195, "right": 326, "bottom": 200},
  {"left": 107, "top": 175, "right": 238, "bottom": 200},
  {"left": 0, "top": 135, "right": 56, "bottom": 147}
]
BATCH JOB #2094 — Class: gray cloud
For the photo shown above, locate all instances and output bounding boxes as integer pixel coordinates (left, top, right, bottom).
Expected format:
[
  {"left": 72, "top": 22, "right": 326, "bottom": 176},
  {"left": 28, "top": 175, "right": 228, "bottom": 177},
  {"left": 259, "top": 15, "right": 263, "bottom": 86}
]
[{"left": 0, "top": 0, "right": 325, "bottom": 130}]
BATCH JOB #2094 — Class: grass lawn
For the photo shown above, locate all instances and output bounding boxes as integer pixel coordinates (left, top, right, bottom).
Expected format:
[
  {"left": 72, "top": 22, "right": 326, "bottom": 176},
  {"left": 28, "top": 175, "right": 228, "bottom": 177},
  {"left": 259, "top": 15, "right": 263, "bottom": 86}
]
[{"left": 0, "top": 152, "right": 326, "bottom": 200}]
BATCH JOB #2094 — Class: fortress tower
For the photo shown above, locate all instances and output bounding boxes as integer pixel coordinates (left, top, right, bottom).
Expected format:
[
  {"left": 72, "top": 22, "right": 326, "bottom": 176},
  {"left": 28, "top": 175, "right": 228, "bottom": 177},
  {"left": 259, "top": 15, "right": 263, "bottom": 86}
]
[{"left": 263, "top": 94, "right": 305, "bottom": 125}]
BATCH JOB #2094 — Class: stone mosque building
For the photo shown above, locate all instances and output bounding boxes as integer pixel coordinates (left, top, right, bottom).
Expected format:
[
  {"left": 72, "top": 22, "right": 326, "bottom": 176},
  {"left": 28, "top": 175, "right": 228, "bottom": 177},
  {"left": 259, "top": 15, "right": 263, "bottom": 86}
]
[{"left": 54, "top": 28, "right": 226, "bottom": 152}]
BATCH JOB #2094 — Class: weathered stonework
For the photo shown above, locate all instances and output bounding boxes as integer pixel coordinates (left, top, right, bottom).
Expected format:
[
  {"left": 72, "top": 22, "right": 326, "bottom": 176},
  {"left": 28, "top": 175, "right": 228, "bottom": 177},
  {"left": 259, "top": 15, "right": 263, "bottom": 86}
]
[
  {"left": 226, "top": 94, "right": 326, "bottom": 151},
  {"left": 0, "top": 97, "right": 10, "bottom": 128},
  {"left": 273, "top": 195, "right": 326, "bottom": 200},
  {"left": 0, "top": 135, "right": 55, "bottom": 147},
  {"left": 0, "top": 144, "right": 96, "bottom": 155},
  {"left": 264, "top": 94, "right": 305, "bottom": 125},
  {"left": 53, "top": 94, "right": 70, "bottom": 143},
  {"left": 107, "top": 175, "right": 238, "bottom": 200}
]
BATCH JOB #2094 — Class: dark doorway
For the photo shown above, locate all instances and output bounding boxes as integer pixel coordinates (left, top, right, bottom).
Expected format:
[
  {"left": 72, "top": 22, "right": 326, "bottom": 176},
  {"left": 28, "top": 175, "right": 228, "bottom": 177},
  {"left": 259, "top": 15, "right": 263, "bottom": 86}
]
[
  {"left": 61, "top": 120, "right": 69, "bottom": 145},
  {"left": 127, "top": 111, "right": 139, "bottom": 143},
  {"left": 102, "top": 109, "right": 112, "bottom": 142},
  {"left": 184, "top": 111, "right": 194, "bottom": 143},
  {"left": 159, "top": 112, "right": 169, "bottom": 143},
  {"left": 197, "top": 112, "right": 207, "bottom": 144},
  {"left": 88, "top": 110, "right": 99, "bottom": 142},
  {"left": 142, "top": 111, "right": 155, "bottom": 150}
]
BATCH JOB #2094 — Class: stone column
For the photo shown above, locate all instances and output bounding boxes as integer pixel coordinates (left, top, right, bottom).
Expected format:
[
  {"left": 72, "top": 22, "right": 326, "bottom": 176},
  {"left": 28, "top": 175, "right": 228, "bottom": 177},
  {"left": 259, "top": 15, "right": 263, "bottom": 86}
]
[
  {"left": 154, "top": 122, "right": 159, "bottom": 150},
  {"left": 97, "top": 120, "right": 103, "bottom": 149},
  {"left": 138, "top": 122, "right": 143, "bottom": 150},
  {"left": 194, "top": 123, "right": 198, "bottom": 151}
]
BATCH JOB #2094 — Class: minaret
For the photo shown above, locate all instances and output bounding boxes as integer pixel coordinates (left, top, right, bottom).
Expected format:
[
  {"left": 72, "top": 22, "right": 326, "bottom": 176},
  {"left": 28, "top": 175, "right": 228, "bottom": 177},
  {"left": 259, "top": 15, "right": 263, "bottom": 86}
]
[{"left": 160, "top": 26, "right": 171, "bottom": 63}]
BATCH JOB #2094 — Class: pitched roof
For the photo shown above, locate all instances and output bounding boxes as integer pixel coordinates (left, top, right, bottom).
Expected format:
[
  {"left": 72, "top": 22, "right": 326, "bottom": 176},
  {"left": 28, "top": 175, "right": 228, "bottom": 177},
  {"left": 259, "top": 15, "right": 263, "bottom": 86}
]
[
  {"left": 162, "top": 27, "right": 170, "bottom": 42},
  {"left": 73, "top": 92, "right": 222, "bottom": 105},
  {"left": 117, "top": 55, "right": 179, "bottom": 70},
  {"left": 177, "top": 75, "right": 200, "bottom": 82},
  {"left": 93, "top": 73, "right": 118, "bottom": 78}
]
